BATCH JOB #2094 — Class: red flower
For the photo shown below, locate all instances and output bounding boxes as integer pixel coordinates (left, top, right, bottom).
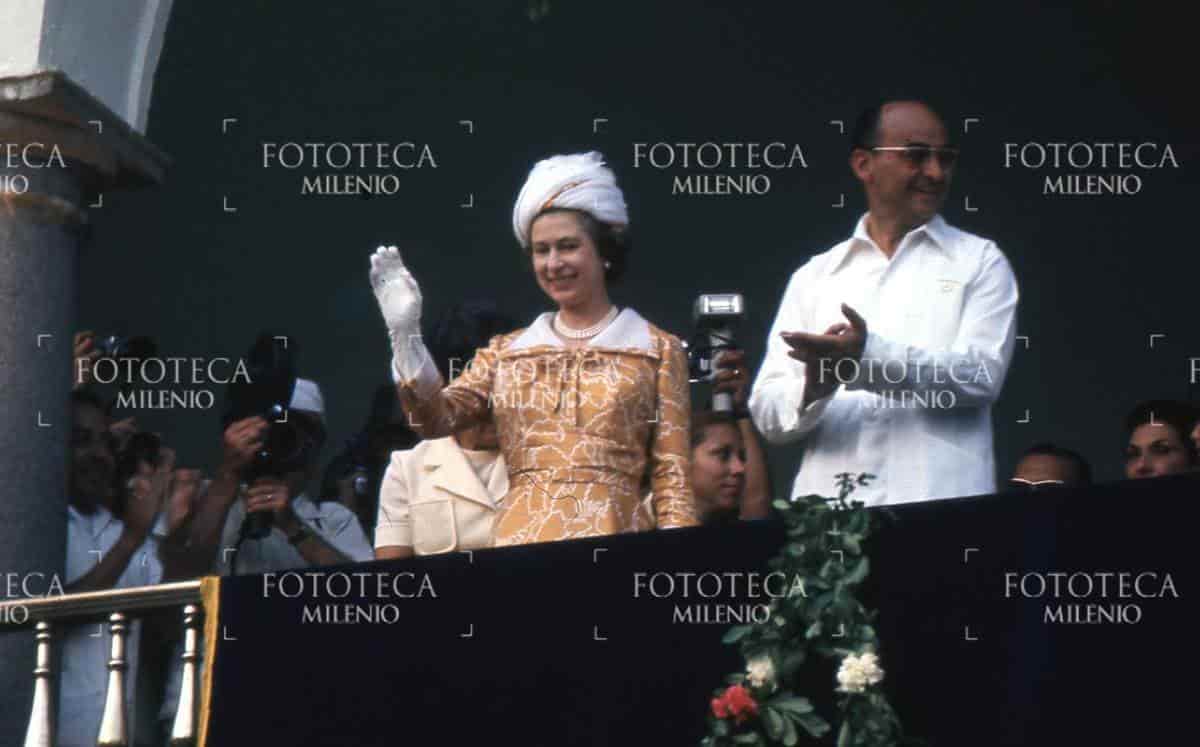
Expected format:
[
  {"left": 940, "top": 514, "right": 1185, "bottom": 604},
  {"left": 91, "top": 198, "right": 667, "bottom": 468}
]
[
  {"left": 711, "top": 696, "right": 730, "bottom": 719},
  {"left": 711, "top": 684, "right": 759, "bottom": 724}
]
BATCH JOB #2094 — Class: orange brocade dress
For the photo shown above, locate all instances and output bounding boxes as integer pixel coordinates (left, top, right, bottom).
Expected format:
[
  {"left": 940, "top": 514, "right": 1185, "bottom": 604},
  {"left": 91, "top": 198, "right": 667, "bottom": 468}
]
[{"left": 396, "top": 308, "right": 698, "bottom": 547}]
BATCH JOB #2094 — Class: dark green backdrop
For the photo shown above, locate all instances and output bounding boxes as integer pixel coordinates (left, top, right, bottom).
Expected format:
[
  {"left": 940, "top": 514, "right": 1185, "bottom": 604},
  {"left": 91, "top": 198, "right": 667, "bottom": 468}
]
[{"left": 81, "top": 0, "right": 1197, "bottom": 491}]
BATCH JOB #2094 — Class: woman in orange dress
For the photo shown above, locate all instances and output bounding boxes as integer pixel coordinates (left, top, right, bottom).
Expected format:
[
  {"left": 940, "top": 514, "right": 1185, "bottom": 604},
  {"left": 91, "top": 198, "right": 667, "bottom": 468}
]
[{"left": 368, "top": 152, "right": 697, "bottom": 546}]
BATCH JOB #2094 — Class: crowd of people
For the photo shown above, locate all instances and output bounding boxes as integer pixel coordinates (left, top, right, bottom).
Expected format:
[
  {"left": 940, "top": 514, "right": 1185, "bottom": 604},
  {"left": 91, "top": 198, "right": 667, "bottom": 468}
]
[{"left": 56, "top": 98, "right": 1198, "bottom": 745}]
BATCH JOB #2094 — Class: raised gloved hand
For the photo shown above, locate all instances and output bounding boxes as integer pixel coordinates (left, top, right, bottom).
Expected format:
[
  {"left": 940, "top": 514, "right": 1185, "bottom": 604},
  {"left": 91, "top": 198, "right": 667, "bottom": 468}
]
[
  {"left": 369, "top": 246, "right": 432, "bottom": 381},
  {"left": 370, "top": 245, "right": 423, "bottom": 334}
]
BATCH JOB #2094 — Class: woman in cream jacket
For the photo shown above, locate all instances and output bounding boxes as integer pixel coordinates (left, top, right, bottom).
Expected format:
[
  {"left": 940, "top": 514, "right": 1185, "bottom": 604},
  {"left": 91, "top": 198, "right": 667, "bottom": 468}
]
[
  {"left": 374, "top": 422, "right": 507, "bottom": 558},
  {"left": 375, "top": 301, "right": 515, "bottom": 558}
]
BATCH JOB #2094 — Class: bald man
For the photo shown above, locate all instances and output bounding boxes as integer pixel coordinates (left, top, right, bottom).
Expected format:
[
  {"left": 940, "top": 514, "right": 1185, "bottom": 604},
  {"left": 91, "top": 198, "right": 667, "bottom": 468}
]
[{"left": 750, "top": 100, "right": 1019, "bottom": 505}]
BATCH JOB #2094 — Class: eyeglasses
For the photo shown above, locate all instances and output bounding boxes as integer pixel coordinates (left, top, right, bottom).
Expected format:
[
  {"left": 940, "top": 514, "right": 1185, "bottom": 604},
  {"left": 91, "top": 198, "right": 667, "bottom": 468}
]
[
  {"left": 1008, "top": 478, "right": 1065, "bottom": 491},
  {"left": 870, "top": 145, "right": 959, "bottom": 169}
]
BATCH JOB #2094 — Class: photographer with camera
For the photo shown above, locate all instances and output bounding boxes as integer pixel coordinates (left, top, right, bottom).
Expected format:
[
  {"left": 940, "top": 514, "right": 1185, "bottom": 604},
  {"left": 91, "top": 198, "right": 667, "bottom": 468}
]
[
  {"left": 686, "top": 295, "right": 771, "bottom": 524},
  {"left": 691, "top": 348, "right": 772, "bottom": 524},
  {"left": 167, "top": 377, "right": 372, "bottom": 578}
]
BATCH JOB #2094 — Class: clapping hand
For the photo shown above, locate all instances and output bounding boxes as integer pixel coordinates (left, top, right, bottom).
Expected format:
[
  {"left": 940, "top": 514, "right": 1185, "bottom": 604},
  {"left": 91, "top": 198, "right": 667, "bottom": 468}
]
[
  {"left": 73, "top": 331, "right": 99, "bottom": 390},
  {"left": 124, "top": 447, "right": 176, "bottom": 538},
  {"left": 781, "top": 303, "right": 868, "bottom": 406}
]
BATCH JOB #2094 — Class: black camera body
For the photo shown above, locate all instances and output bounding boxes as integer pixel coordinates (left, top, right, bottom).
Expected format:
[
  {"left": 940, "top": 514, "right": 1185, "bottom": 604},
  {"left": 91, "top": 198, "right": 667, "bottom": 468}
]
[
  {"left": 224, "top": 333, "right": 313, "bottom": 538},
  {"left": 95, "top": 334, "right": 157, "bottom": 361},
  {"left": 687, "top": 293, "right": 745, "bottom": 413}
]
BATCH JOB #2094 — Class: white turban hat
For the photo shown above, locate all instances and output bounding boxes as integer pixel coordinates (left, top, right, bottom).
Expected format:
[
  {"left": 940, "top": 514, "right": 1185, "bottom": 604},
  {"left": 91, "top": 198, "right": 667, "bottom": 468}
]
[
  {"left": 512, "top": 151, "right": 628, "bottom": 249},
  {"left": 289, "top": 378, "right": 325, "bottom": 423}
]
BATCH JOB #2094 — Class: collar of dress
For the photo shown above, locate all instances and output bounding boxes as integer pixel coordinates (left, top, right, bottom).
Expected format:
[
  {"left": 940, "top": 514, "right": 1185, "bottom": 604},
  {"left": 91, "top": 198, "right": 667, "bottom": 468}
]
[{"left": 508, "top": 307, "right": 654, "bottom": 352}]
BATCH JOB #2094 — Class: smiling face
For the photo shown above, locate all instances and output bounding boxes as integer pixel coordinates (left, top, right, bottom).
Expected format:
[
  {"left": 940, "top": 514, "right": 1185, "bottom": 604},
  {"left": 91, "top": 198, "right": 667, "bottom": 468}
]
[
  {"left": 1124, "top": 423, "right": 1193, "bottom": 479},
  {"left": 529, "top": 210, "right": 608, "bottom": 312},
  {"left": 691, "top": 422, "right": 746, "bottom": 519},
  {"left": 853, "top": 101, "right": 953, "bottom": 230}
]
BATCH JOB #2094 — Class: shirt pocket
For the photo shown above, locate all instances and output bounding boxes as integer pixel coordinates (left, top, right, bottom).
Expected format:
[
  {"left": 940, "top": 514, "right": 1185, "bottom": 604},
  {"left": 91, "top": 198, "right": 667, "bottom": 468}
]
[
  {"left": 409, "top": 498, "right": 458, "bottom": 555},
  {"left": 918, "top": 276, "right": 967, "bottom": 349}
]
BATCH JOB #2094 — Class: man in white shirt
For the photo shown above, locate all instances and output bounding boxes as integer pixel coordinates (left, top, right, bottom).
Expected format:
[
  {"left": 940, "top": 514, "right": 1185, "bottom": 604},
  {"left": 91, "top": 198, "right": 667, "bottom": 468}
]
[
  {"left": 165, "top": 377, "right": 372, "bottom": 578},
  {"left": 157, "top": 378, "right": 372, "bottom": 738},
  {"left": 749, "top": 100, "right": 1019, "bottom": 505},
  {"left": 59, "top": 389, "right": 166, "bottom": 747}
]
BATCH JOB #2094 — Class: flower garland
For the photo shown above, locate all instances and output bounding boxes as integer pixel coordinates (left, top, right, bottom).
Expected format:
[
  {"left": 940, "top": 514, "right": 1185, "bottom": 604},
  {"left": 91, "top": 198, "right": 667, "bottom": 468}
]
[{"left": 702, "top": 473, "right": 913, "bottom": 746}]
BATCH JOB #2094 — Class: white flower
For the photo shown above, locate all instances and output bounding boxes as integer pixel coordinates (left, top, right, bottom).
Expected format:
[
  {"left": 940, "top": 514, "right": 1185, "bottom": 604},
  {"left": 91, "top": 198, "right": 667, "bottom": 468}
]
[
  {"left": 836, "top": 651, "right": 884, "bottom": 694},
  {"left": 745, "top": 656, "right": 776, "bottom": 690}
]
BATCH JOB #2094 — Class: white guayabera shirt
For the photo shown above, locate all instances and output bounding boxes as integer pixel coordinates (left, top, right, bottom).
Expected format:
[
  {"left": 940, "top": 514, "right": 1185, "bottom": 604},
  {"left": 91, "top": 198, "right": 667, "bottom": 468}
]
[
  {"left": 213, "top": 492, "right": 374, "bottom": 575},
  {"left": 59, "top": 505, "right": 165, "bottom": 747},
  {"left": 749, "top": 214, "right": 1019, "bottom": 506}
]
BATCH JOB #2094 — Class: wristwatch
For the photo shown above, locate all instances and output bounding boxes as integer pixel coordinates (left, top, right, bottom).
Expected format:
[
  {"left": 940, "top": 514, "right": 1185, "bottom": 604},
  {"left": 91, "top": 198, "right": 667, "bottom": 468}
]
[{"left": 286, "top": 523, "right": 312, "bottom": 545}]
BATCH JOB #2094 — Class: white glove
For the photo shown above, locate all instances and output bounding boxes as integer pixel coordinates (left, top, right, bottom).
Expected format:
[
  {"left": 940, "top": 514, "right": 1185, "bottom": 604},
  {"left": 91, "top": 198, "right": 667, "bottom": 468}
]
[
  {"left": 370, "top": 245, "right": 422, "bottom": 332},
  {"left": 369, "top": 246, "right": 433, "bottom": 383}
]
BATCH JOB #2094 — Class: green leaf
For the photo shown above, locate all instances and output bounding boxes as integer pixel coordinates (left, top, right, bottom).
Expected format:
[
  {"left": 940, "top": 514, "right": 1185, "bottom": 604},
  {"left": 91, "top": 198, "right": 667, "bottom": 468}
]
[
  {"left": 804, "top": 621, "right": 822, "bottom": 639},
  {"left": 811, "top": 591, "right": 835, "bottom": 614},
  {"left": 806, "top": 575, "right": 831, "bottom": 591},
  {"left": 843, "top": 557, "right": 869, "bottom": 586},
  {"left": 779, "top": 649, "right": 807, "bottom": 675},
  {"left": 770, "top": 695, "right": 815, "bottom": 716},
  {"left": 732, "top": 732, "right": 761, "bottom": 745},
  {"left": 772, "top": 499, "right": 792, "bottom": 511},
  {"left": 722, "top": 625, "right": 752, "bottom": 644},
  {"left": 763, "top": 707, "right": 784, "bottom": 740},
  {"left": 713, "top": 718, "right": 730, "bottom": 737},
  {"left": 797, "top": 713, "right": 831, "bottom": 738},
  {"left": 837, "top": 720, "right": 851, "bottom": 747},
  {"left": 841, "top": 533, "right": 862, "bottom": 555},
  {"left": 780, "top": 712, "right": 799, "bottom": 746}
]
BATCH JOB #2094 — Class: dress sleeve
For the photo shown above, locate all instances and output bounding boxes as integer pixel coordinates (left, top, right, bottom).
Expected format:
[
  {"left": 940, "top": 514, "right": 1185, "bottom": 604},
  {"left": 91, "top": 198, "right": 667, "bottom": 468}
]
[
  {"left": 394, "top": 334, "right": 503, "bottom": 439},
  {"left": 648, "top": 334, "right": 699, "bottom": 528}
]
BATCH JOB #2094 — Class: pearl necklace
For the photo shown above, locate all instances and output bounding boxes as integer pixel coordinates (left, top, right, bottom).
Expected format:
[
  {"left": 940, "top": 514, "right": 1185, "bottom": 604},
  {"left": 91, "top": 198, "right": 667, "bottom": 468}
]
[{"left": 553, "top": 306, "right": 619, "bottom": 340}]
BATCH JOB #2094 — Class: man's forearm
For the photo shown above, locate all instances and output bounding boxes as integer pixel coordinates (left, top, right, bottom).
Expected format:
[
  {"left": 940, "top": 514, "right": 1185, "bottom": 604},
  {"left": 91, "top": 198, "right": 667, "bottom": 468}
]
[
  {"left": 840, "top": 331, "right": 1010, "bottom": 407},
  {"left": 737, "top": 418, "right": 772, "bottom": 520},
  {"left": 66, "top": 530, "right": 145, "bottom": 593},
  {"left": 170, "top": 471, "right": 239, "bottom": 577},
  {"left": 292, "top": 531, "right": 351, "bottom": 566}
]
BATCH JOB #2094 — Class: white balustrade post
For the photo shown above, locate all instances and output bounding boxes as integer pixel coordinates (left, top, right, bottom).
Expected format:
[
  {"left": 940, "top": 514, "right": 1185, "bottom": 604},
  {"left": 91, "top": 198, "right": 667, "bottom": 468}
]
[
  {"left": 96, "top": 612, "right": 129, "bottom": 747},
  {"left": 169, "top": 604, "right": 202, "bottom": 746},
  {"left": 22, "top": 621, "right": 54, "bottom": 747}
]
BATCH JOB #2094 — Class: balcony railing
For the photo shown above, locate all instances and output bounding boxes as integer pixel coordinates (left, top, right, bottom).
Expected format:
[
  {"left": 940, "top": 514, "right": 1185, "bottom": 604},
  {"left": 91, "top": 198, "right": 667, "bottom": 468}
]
[{"left": 0, "top": 578, "right": 216, "bottom": 747}]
